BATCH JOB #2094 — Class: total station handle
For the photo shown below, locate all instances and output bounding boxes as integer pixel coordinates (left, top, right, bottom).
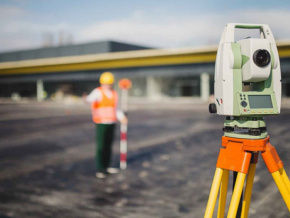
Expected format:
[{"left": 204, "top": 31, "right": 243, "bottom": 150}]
[{"left": 219, "top": 23, "right": 275, "bottom": 45}]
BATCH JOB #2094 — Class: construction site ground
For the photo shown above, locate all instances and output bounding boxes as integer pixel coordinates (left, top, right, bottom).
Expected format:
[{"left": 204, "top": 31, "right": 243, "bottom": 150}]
[{"left": 0, "top": 100, "right": 289, "bottom": 218}]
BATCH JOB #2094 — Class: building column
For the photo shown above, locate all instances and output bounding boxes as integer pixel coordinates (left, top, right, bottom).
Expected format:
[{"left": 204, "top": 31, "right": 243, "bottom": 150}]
[
  {"left": 200, "top": 72, "right": 210, "bottom": 102},
  {"left": 37, "top": 79, "right": 45, "bottom": 102},
  {"left": 146, "top": 76, "right": 162, "bottom": 99}
]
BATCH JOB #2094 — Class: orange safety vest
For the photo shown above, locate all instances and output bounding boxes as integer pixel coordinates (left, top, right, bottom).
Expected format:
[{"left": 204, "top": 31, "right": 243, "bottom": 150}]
[{"left": 91, "top": 87, "right": 118, "bottom": 123}]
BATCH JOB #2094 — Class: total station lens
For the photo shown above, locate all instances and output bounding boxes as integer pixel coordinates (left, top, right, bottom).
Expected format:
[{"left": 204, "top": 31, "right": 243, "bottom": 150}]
[{"left": 253, "top": 49, "right": 271, "bottom": 67}]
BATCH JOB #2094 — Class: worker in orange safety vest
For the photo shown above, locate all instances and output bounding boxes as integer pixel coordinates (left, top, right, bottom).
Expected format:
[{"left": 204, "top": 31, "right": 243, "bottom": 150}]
[{"left": 85, "top": 72, "right": 127, "bottom": 179}]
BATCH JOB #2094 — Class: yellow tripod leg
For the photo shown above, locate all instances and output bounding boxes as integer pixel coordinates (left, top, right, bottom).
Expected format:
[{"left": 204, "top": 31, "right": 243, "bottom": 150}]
[
  {"left": 279, "top": 167, "right": 290, "bottom": 195},
  {"left": 218, "top": 169, "right": 229, "bottom": 218},
  {"left": 272, "top": 170, "right": 290, "bottom": 211},
  {"left": 241, "top": 164, "right": 256, "bottom": 218},
  {"left": 227, "top": 172, "right": 246, "bottom": 218},
  {"left": 204, "top": 168, "right": 224, "bottom": 218}
]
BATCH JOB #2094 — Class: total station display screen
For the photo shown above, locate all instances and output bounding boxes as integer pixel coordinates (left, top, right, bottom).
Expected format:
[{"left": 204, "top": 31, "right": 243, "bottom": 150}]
[{"left": 248, "top": 95, "right": 273, "bottom": 108}]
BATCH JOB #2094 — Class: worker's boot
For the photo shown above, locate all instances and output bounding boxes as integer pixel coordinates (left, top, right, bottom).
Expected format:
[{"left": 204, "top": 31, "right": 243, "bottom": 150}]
[
  {"left": 95, "top": 172, "right": 106, "bottom": 179},
  {"left": 107, "top": 168, "right": 119, "bottom": 174}
]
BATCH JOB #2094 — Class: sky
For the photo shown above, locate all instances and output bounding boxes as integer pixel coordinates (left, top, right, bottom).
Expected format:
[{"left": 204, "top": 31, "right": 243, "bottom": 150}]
[{"left": 1, "top": 0, "right": 290, "bottom": 52}]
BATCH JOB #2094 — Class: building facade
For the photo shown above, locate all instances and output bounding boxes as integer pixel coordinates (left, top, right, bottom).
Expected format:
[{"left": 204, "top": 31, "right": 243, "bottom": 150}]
[{"left": 0, "top": 40, "right": 290, "bottom": 101}]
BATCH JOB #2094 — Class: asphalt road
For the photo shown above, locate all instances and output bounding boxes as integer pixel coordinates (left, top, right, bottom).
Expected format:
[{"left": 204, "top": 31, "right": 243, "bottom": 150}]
[{"left": 0, "top": 101, "right": 289, "bottom": 218}]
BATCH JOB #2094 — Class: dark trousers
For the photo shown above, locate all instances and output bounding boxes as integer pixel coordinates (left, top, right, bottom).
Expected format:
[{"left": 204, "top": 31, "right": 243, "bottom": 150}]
[{"left": 95, "top": 123, "right": 116, "bottom": 172}]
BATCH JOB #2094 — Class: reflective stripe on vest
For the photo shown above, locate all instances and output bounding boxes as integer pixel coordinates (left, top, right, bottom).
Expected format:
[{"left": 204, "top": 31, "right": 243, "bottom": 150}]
[{"left": 91, "top": 87, "right": 117, "bottom": 123}]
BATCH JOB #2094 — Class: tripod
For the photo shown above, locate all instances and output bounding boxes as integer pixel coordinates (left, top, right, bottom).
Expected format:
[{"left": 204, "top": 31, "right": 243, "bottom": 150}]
[{"left": 204, "top": 120, "right": 290, "bottom": 217}]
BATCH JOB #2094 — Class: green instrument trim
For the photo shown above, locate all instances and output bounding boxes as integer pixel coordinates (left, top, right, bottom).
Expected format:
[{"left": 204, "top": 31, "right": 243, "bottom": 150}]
[
  {"left": 242, "top": 55, "right": 249, "bottom": 66},
  {"left": 231, "top": 43, "right": 242, "bottom": 69},
  {"left": 235, "top": 25, "right": 262, "bottom": 29},
  {"left": 224, "top": 117, "right": 266, "bottom": 128},
  {"left": 224, "top": 132, "right": 268, "bottom": 139},
  {"left": 224, "top": 117, "right": 268, "bottom": 139}
]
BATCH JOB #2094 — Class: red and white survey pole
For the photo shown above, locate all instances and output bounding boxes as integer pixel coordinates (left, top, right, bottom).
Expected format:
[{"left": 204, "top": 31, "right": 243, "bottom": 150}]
[{"left": 118, "top": 78, "right": 132, "bottom": 170}]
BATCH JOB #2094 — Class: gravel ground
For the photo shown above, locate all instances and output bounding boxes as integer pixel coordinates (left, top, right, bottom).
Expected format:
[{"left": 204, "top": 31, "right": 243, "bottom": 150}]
[{"left": 0, "top": 101, "right": 289, "bottom": 218}]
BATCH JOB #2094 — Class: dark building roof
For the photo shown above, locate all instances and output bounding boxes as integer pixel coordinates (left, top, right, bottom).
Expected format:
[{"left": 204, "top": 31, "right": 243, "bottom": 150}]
[{"left": 0, "top": 40, "right": 151, "bottom": 63}]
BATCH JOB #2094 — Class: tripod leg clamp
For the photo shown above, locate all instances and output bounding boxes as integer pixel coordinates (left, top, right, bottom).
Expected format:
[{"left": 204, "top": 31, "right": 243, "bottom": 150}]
[
  {"left": 216, "top": 140, "right": 251, "bottom": 174},
  {"left": 261, "top": 143, "right": 284, "bottom": 173},
  {"left": 216, "top": 136, "right": 268, "bottom": 174}
]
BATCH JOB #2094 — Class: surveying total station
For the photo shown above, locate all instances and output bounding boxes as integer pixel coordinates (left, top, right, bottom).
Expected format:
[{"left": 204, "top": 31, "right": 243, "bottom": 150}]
[{"left": 205, "top": 23, "right": 290, "bottom": 218}]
